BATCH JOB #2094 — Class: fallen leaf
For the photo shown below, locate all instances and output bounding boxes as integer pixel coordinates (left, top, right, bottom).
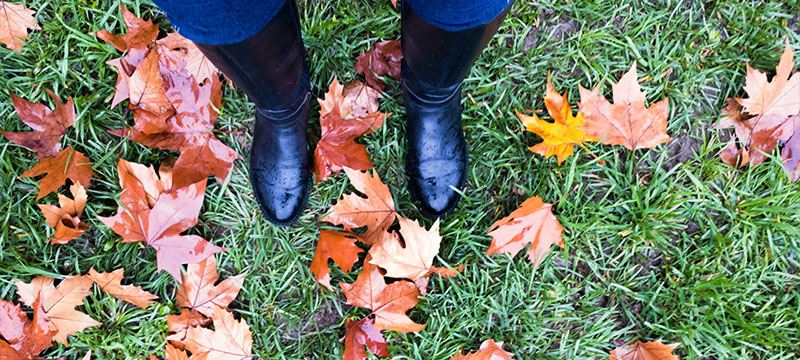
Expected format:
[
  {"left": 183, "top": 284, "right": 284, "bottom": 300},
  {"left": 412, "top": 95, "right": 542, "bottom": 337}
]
[
  {"left": 98, "top": 174, "right": 224, "bottom": 280},
  {"left": 94, "top": 4, "right": 158, "bottom": 53},
  {"left": 20, "top": 146, "right": 95, "bottom": 200},
  {"left": 323, "top": 167, "right": 397, "bottom": 246},
  {"left": 355, "top": 40, "right": 402, "bottom": 90},
  {"left": 0, "top": 1, "right": 39, "bottom": 50},
  {"left": 0, "top": 90, "right": 75, "bottom": 159},
  {"left": 451, "top": 339, "right": 515, "bottom": 360},
  {"left": 717, "top": 98, "right": 795, "bottom": 167},
  {"left": 127, "top": 47, "right": 174, "bottom": 120},
  {"left": 314, "top": 77, "right": 388, "bottom": 182},
  {"left": 485, "top": 196, "right": 565, "bottom": 268},
  {"left": 340, "top": 258, "right": 424, "bottom": 332},
  {"left": 175, "top": 256, "right": 246, "bottom": 318},
  {"left": 369, "top": 217, "right": 441, "bottom": 281},
  {"left": 739, "top": 40, "right": 800, "bottom": 118},
  {"left": 608, "top": 340, "right": 680, "bottom": 360},
  {"left": 167, "top": 309, "right": 210, "bottom": 344},
  {"left": 781, "top": 114, "right": 800, "bottom": 182},
  {"left": 37, "top": 182, "right": 89, "bottom": 244},
  {"left": 164, "top": 344, "right": 191, "bottom": 360},
  {"left": 579, "top": 62, "right": 671, "bottom": 150},
  {"left": 519, "top": 76, "right": 596, "bottom": 164},
  {"left": 0, "top": 298, "right": 55, "bottom": 359},
  {"left": 342, "top": 317, "right": 390, "bottom": 360},
  {"left": 310, "top": 229, "right": 364, "bottom": 291},
  {"left": 157, "top": 32, "right": 219, "bottom": 84},
  {"left": 166, "top": 306, "right": 252, "bottom": 360},
  {"left": 14, "top": 275, "right": 100, "bottom": 345},
  {"left": 88, "top": 267, "right": 158, "bottom": 308}
]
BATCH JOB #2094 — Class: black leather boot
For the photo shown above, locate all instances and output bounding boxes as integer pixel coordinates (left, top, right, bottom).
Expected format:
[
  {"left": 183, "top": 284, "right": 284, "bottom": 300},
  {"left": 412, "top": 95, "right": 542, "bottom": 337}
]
[
  {"left": 194, "top": 0, "right": 311, "bottom": 226},
  {"left": 401, "top": 2, "right": 511, "bottom": 218}
]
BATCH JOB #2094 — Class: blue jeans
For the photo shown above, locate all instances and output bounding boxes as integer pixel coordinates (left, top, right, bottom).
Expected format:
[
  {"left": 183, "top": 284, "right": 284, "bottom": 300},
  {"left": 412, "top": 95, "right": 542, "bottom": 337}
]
[{"left": 152, "top": 0, "right": 514, "bottom": 45}]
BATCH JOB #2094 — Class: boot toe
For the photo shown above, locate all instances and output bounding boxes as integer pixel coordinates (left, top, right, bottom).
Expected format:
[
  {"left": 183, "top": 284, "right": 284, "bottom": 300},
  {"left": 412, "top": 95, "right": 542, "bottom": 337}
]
[
  {"left": 408, "top": 160, "right": 465, "bottom": 218},
  {"left": 251, "top": 168, "right": 310, "bottom": 226}
]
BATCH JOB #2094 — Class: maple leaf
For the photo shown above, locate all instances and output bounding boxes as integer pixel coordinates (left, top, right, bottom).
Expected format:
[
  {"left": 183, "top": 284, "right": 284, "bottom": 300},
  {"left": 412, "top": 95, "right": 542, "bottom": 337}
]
[
  {"left": 167, "top": 309, "right": 211, "bottom": 344},
  {"left": 340, "top": 258, "right": 424, "bottom": 332},
  {"left": 112, "top": 70, "right": 238, "bottom": 188},
  {"left": 167, "top": 306, "right": 253, "bottom": 360},
  {"left": 175, "top": 256, "right": 246, "bottom": 318},
  {"left": 164, "top": 344, "right": 191, "bottom": 360},
  {"left": 94, "top": 4, "right": 158, "bottom": 54},
  {"left": 485, "top": 196, "right": 565, "bottom": 268},
  {"left": 369, "top": 217, "right": 446, "bottom": 281},
  {"left": 14, "top": 275, "right": 100, "bottom": 345},
  {"left": 518, "top": 76, "right": 596, "bottom": 164},
  {"left": 608, "top": 340, "right": 680, "bottom": 360},
  {"left": 37, "top": 182, "right": 88, "bottom": 244},
  {"left": 323, "top": 168, "right": 398, "bottom": 246},
  {"left": 127, "top": 47, "right": 174, "bottom": 120},
  {"left": 578, "top": 62, "right": 671, "bottom": 150},
  {"left": 157, "top": 32, "right": 219, "bottom": 84},
  {"left": 451, "top": 339, "right": 515, "bottom": 360},
  {"left": 88, "top": 267, "right": 158, "bottom": 308},
  {"left": 0, "top": 90, "right": 74, "bottom": 159},
  {"left": 98, "top": 171, "right": 224, "bottom": 280},
  {"left": 0, "top": 1, "right": 39, "bottom": 50},
  {"left": 355, "top": 40, "right": 402, "bottom": 91},
  {"left": 310, "top": 229, "right": 364, "bottom": 291},
  {"left": 781, "top": 114, "right": 800, "bottom": 182},
  {"left": 20, "top": 146, "right": 95, "bottom": 200},
  {"left": 342, "top": 317, "right": 390, "bottom": 360},
  {"left": 0, "top": 298, "right": 55, "bottom": 359},
  {"left": 717, "top": 98, "right": 795, "bottom": 167},
  {"left": 314, "top": 77, "right": 388, "bottom": 182},
  {"left": 739, "top": 40, "right": 800, "bottom": 118}
]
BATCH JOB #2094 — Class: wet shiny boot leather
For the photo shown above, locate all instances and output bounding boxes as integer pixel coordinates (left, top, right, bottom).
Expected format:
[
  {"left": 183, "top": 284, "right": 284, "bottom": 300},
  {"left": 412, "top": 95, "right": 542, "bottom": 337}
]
[
  {"left": 194, "top": 0, "right": 311, "bottom": 226},
  {"left": 401, "top": 3, "right": 510, "bottom": 218}
]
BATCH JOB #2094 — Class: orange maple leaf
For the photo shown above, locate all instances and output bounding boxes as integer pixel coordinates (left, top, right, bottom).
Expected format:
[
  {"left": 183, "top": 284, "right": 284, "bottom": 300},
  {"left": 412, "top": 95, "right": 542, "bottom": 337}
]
[
  {"left": 166, "top": 306, "right": 253, "bottom": 359},
  {"left": 157, "top": 32, "right": 220, "bottom": 84},
  {"left": 0, "top": 1, "right": 39, "bottom": 50},
  {"left": 14, "top": 275, "right": 100, "bottom": 345},
  {"left": 451, "top": 339, "right": 515, "bottom": 360},
  {"left": 88, "top": 268, "right": 158, "bottom": 309},
  {"left": 175, "top": 256, "right": 247, "bottom": 318},
  {"left": 20, "top": 146, "right": 95, "bottom": 200},
  {"left": 609, "top": 340, "right": 680, "bottom": 360},
  {"left": 738, "top": 40, "right": 800, "bottom": 118},
  {"left": 37, "top": 182, "right": 89, "bottom": 244},
  {"left": 0, "top": 90, "right": 74, "bottom": 159},
  {"left": 369, "top": 217, "right": 455, "bottom": 281},
  {"left": 578, "top": 62, "right": 671, "bottom": 150},
  {"left": 310, "top": 229, "right": 365, "bottom": 291},
  {"left": 342, "top": 317, "right": 391, "bottom": 360},
  {"left": 485, "top": 196, "right": 565, "bottom": 268},
  {"left": 518, "top": 75, "right": 597, "bottom": 164},
  {"left": 0, "top": 297, "right": 55, "bottom": 359}
]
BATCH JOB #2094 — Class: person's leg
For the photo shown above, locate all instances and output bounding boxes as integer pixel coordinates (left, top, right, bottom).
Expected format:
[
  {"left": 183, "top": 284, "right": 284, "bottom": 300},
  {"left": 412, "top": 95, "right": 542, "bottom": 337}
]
[
  {"left": 401, "top": 0, "right": 513, "bottom": 218},
  {"left": 153, "top": 0, "right": 311, "bottom": 226}
]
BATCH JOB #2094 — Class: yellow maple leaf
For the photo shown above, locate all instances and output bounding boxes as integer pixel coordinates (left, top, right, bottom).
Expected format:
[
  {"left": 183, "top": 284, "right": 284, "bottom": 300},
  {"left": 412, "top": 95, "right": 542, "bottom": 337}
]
[{"left": 519, "top": 76, "right": 597, "bottom": 164}]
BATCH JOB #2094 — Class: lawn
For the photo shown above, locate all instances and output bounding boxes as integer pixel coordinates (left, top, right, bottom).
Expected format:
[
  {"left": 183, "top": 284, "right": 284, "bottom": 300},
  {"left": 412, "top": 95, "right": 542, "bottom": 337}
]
[{"left": 1, "top": 0, "right": 799, "bottom": 359}]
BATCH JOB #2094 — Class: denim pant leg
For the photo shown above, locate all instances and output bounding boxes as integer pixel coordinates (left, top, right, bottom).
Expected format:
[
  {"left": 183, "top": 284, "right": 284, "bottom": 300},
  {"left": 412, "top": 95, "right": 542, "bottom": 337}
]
[
  {"left": 404, "top": 0, "right": 515, "bottom": 31},
  {"left": 151, "top": 0, "right": 287, "bottom": 45}
]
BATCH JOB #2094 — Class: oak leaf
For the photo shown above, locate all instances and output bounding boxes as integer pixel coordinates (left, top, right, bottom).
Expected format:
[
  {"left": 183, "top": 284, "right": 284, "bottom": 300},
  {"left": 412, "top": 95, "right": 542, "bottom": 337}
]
[
  {"left": 368, "top": 217, "right": 443, "bottom": 281},
  {"left": 98, "top": 171, "right": 224, "bottom": 280},
  {"left": 518, "top": 76, "right": 596, "bottom": 164},
  {"left": 0, "top": 1, "right": 39, "bottom": 50},
  {"left": 323, "top": 167, "right": 398, "bottom": 245},
  {"left": 0, "top": 298, "right": 55, "bottom": 359},
  {"left": 37, "top": 182, "right": 88, "bottom": 244},
  {"left": 166, "top": 306, "right": 252, "bottom": 360},
  {"left": 310, "top": 230, "right": 364, "bottom": 291},
  {"left": 175, "top": 256, "right": 246, "bottom": 318},
  {"left": 608, "top": 340, "right": 679, "bottom": 360},
  {"left": 355, "top": 40, "right": 402, "bottom": 91},
  {"left": 485, "top": 196, "right": 565, "bottom": 268},
  {"left": 20, "top": 146, "right": 95, "bottom": 200},
  {"left": 14, "top": 275, "right": 100, "bottom": 345},
  {"left": 340, "top": 258, "right": 424, "bottom": 332},
  {"left": 342, "top": 317, "right": 390, "bottom": 360},
  {"left": 739, "top": 40, "right": 800, "bottom": 118},
  {"left": 451, "top": 339, "right": 515, "bottom": 360},
  {"left": 0, "top": 90, "right": 74, "bottom": 159},
  {"left": 88, "top": 268, "right": 158, "bottom": 308},
  {"left": 314, "top": 77, "right": 388, "bottom": 182},
  {"left": 578, "top": 62, "right": 671, "bottom": 150}
]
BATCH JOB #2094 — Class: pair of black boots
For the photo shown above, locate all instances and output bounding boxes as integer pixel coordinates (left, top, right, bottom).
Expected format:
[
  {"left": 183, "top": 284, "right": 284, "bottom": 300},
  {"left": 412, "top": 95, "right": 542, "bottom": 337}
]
[{"left": 195, "top": 1, "right": 509, "bottom": 226}]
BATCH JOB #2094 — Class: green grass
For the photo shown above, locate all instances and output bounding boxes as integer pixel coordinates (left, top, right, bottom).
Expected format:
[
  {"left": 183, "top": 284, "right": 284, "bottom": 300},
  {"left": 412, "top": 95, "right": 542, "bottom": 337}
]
[{"left": 1, "top": 0, "right": 800, "bottom": 359}]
